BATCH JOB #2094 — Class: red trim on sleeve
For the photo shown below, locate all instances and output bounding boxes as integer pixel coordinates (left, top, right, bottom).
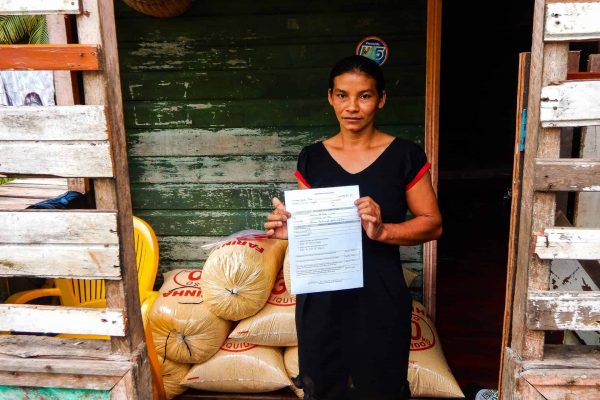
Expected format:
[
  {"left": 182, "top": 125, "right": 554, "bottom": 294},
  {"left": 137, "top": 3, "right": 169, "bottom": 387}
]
[
  {"left": 294, "top": 170, "right": 311, "bottom": 188},
  {"left": 406, "top": 162, "right": 431, "bottom": 190}
]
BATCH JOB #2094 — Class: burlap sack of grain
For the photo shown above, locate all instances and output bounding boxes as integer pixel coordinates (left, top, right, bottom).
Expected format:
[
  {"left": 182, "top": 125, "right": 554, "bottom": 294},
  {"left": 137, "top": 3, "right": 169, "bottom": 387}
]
[
  {"left": 409, "top": 301, "right": 464, "bottom": 398},
  {"left": 157, "top": 355, "right": 190, "bottom": 400},
  {"left": 229, "top": 268, "right": 297, "bottom": 346},
  {"left": 150, "top": 269, "right": 232, "bottom": 364},
  {"left": 283, "top": 246, "right": 417, "bottom": 293},
  {"left": 181, "top": 339, "right": 291, "bottom": 393},
  {"left": 283, "top": 346, "right": 304, "bottom": 399},
  {"left": 201, "top": 234, "right": 288, "bottom": 321}
]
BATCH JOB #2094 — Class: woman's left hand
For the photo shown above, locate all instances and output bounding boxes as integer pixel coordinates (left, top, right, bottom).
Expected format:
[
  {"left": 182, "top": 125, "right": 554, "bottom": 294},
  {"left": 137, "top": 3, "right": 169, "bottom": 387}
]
[{"left": 355, "top": 196, "right": 385, "bottom": 240}]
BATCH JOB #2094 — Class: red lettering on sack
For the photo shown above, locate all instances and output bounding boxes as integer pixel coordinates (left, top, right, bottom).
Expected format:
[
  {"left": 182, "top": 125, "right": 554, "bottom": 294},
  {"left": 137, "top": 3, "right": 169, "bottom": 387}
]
[
  {"left": 173, "top": 269, "right": 202, "bottom": 288},
  {"left": 218, "top": 240, "right": 265, "bottom": 253},
  {"left": 220, "top": 341, "right": 257, "bottom": 352},
  {"left": 271, "top": 275, "right": 286, "bottom": 295},
  {"left": 410, "top": 313, "right": 436, "bottom": 351}
]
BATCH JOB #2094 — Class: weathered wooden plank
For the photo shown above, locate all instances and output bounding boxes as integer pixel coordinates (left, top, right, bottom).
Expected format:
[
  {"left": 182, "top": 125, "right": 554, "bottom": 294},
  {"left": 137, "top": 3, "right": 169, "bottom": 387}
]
[
  {"left": 0, "top": 106, "right": 107, "bottom": 141},
  {"left": 126, "top": 127, "right": 422, "bottom": 157},
  {"left": 0, "top": 387, "right": 110, "bottom": 399},
  {"left": 129, "top": 155, "right": 296, "bottom": 184},
  {"left": 540, "top": 81, "right": 600, "bottom": 127},
  {"left": 0, "top": 335, "right": 128, "bottom": 361},
  {"left": 0, "top": 211, "right": 118, "bottom": 244},
  {"left": 0, "top": 184, "right": 68, "bottom": 199},
  {"left": 121, "top": 66, "right": 424, "bottom": 101},
  {"left": 523, "top": 345, "right": 600, "bottom": 370},
  {"left": 0, "top": 45, "right": 100, "bottom": 71},
  {"left": 521, "top": 369, "right": 600, "bottom": 400},
  {"left": 124, "top": 97, "right": 423, "bottom": 129},
  {"left": 527, "top": 291, "right": 600, "bottom": 331},
  {"left": 534, "top": 159, "right": 600, "bottom": 191},
  {"left": 545, "top": 2, "right": 600, "bottom": 42},
  {"left": 131, "top": 183, "right": 293, "bottom": 210},
  {"left": 134, "top": 210, "right": 267, "bottom": 236},
  {"left": 534, "top": 227, "right": 600, "bottom": 260},
  {"left": 0, "top": 304, "right": 126, "bottom": 336},
  {"left": 0, "top": 244, "right": 120, "bottom": 279},
  {"left": 0, "top": 0, "right": 82, "bottom": 14},
  {"left": 0, "top": 355, "right": 130, "bottom": 377},
  {"left": 116, "top": 11, "right": 425, "bottom": 44},
  {"left": 0, "top": 141, "right": 113, "bottom": 177},
  {"left": 118, "top": 41, "right": 424, "bottom": 72},
  {"left": 115, "top": 0, "right": 419, "bottom": 17}
]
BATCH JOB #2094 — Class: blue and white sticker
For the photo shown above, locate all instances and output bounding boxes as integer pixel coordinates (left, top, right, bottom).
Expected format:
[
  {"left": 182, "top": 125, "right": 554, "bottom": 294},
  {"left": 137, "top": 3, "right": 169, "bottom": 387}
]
[{"left": 356, "top": 36, "right": 389, "bottom": 66}]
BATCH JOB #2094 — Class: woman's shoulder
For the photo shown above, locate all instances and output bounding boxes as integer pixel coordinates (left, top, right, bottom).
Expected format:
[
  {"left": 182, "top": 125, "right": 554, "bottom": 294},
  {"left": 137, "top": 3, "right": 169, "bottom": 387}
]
[
  {"left": 298, "top": 141, "right": 325, "bottom": 157},
  {"left": 388, "top": 136, "right": 425, "bottom": 155}
]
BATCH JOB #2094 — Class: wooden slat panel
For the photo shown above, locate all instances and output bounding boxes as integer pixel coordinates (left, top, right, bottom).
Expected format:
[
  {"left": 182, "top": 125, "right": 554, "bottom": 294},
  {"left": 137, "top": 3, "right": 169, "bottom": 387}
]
[
  {"left": 534, "top": 159, "right": 600, "bottom": 191},
  {"left": 0, "top": 335, "right": 126, "bottom": 361},
  {"left": 534, "top": 227, "right": 600, "bottom": 260},
  {"left": 0, "top": 0, "right": 82, "bottom": 14},
  {"left": 0, "top": 106, "right": 108, "bottom": 141},
  {"left": 119, "top": 40, "right": 423, "bottom": 73},
  {"left": 545, "top": 2, "right": 600, "bottom": 42},
  {"left": 0, "top": 45, "right": 100, "bottom": 71},
  {"left": 540, "top": 81, "right": 600, "bottom": 127},
  {"left": 129, "top": 155, "right": 296, "bottom": 184},
  {"left": 0, "top": 354, "right": 130, "bottom": 377},
  {"left": 0, "top": 373, "right": 116, "bottom": 391},
  {"left": 126, "top": 126, "right": 421, "bottom": 157},
  {"left": 527, "top": 291, "right": 600, "bottom": 331},
  {"left": 524, "top": 345, "right": 600, "bottom": 370},
  {"left": 0, "top": 244, "right": 120, "bottom": 279},
  {"left": 521, "top": 369, "right": 600, "bottom": 400},
  {"left": 0, "top": 211, "right": 118, "bottom": 244},
  {"left": 0, "top": 304, "right": 126, "bottom": 336},
  {"left": 0, "top": 141, "right": 113, "bottom": 177},
  {"left": 131, "top": 183, "right": 294, "bottom": 210},
  {"left": 124, "top": 97, "right": 423, "bottom": 129}
]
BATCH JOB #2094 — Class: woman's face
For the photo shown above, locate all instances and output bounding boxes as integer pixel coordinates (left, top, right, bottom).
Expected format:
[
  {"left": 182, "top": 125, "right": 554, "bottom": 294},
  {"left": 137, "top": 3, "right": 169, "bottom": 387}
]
[{"left": 328, "top": 71, "right": 386, "bottom": 134}]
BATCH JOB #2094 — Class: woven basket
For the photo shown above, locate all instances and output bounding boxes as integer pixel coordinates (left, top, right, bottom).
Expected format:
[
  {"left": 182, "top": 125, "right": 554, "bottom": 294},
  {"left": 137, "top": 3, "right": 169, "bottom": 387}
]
[{"left": 123, "top": 0, "right": 192, "bottom": 18}]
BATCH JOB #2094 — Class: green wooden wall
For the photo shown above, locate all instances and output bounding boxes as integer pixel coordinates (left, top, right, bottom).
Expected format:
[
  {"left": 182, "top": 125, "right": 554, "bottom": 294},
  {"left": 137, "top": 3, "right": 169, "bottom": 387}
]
[{"left": 115, "top": 1, "right": 427, "bottom": 295}]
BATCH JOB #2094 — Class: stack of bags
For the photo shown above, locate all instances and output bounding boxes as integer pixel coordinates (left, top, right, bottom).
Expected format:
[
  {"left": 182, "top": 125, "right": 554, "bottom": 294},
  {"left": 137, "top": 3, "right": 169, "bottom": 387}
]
[{"left": 149, "top": 232, "right": 463, "bottom": 398}]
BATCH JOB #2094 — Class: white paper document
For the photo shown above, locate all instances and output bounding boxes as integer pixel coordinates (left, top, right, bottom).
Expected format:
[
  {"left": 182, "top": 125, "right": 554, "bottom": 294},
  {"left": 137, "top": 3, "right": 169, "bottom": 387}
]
[{"left": 284, "top": 185, "right": 363, "bottom": 295}]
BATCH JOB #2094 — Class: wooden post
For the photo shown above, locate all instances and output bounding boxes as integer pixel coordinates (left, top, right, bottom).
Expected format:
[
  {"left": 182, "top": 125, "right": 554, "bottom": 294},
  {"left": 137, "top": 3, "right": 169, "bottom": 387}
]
[
  {"left": 76, "top": 0, "right": 145, "bottom": 360},
  {"left": 424, "top": 0, "right": 442, "bottom": 320}
]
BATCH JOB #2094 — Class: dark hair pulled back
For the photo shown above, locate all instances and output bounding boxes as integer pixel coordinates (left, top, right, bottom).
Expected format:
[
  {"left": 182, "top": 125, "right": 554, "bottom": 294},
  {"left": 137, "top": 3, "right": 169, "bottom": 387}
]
[{"left": 328, "top": 55, "right": 386, "bottom": 97}]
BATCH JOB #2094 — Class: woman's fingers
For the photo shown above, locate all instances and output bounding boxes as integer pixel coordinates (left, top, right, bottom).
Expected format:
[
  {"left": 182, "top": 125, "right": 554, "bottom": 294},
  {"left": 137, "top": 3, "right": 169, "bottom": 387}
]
[{"left": 266, "top": 212, "right": 287, "bottom": 222}]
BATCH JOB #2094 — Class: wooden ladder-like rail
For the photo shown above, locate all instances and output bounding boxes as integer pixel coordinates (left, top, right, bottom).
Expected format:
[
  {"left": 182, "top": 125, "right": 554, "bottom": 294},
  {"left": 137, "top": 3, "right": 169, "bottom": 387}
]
[
  {"left": 0, "top": 1, "right": 151, "bottom": 398},
  {"left": 503, "top": 1, "right": 600, "bottom": 399}
]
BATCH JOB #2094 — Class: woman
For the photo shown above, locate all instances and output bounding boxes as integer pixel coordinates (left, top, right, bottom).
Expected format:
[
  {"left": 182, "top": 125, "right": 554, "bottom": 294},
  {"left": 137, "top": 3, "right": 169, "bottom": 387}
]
[{"left": 265, "top": 55, "right": 442, "bottom": 400}]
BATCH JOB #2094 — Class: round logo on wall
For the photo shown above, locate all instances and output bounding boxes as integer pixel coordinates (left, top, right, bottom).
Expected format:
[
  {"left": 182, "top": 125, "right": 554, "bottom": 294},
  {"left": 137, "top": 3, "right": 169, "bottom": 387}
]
[{"left": 356, "top": 36, "right": 389, "bottom": 66}]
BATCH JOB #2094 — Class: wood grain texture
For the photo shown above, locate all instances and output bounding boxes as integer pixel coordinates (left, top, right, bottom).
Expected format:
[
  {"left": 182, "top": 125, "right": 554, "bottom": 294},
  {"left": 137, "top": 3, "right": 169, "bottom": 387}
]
[
  {"left": 0, "top": 141, "right": 113, "bottom": 177},
  {"left": 0, "top": 44, "right": 100, "bottom": 71},
  {"left": 0, "top": 374, "right": 115, "bottom": 391},
  {"left": 527, "top": 291, "right": 600, "bottom": 331},
  {"left": 524, "top": 344, "right": 600, "bottom": 369},
  {"left": 534, "top": 159, "right": 600, "bottom": 191},
  {"left": 129, "top": 155, "right": 296, "bottom": 184},
  {"left": 0, "top": 211, "right": 117, "bottom": 243},
  {"left": 0, "top": 355, "right": 130, "bottom": 377},
  {"left": 540, "top": 81, "right": 600, "bottom": 127},
  {"left": 0, "top": 105, "right": 107, "bottom": 141},
  {"left": 0, "top": 0, "right": 82, "bottom": 14},
  {"left": 0, "top": 243, "right": 120, "bottom": 279},
  {"left": 545, "top": 2, "right": 600, "bottom": 41},
  {"left": 534, "top": 227, "right": 600, "bottom": 259},
  {"left": 0, "top": 335, "right": 126, "bottom": 360},
  {"left": 0, "top": 304, "right": 126, "bottom": 336}
]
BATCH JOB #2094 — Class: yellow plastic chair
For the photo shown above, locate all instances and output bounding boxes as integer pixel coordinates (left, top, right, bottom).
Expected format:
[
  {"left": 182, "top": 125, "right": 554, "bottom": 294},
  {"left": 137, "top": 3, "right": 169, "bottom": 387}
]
[{"left": 6, "top": 216, "right": 158, "bottom": 307}]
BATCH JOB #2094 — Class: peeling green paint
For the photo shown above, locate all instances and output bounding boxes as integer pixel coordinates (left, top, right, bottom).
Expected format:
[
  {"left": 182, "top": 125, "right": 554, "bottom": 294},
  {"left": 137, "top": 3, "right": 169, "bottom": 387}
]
[{"left": 0, "top": 387, "right": 109, "bottom": 400}]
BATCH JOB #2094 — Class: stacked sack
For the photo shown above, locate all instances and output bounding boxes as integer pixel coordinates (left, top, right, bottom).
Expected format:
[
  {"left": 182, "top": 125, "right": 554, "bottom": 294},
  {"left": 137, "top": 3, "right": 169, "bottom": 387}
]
[
  {"left": 149, "top": 232, "right": 295, "bottom": 398},
  {"left": 150, "top": 232, "right": 463, "bottom": 398}
]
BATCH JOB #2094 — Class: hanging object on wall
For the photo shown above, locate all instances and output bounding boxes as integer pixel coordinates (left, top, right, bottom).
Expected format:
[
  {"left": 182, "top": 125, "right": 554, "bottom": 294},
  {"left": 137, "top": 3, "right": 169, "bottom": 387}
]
[
  {"left": 123, "top": 0, "right": 193, "bottom": 18},
  {"left": 356, "top": 36, "right": 389, "bottom": 66}
]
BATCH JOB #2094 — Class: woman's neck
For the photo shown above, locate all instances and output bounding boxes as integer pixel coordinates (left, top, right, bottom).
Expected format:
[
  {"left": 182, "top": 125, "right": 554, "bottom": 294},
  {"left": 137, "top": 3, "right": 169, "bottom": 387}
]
[{"left": 332, "top": 127, "right": 384, "bottom": 149}]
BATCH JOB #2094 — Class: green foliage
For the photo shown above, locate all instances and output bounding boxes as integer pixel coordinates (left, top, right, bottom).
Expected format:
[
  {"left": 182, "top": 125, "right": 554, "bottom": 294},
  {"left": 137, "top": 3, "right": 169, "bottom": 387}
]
[
  {"left": 0, "top": 178, "right": 14, "bottom": 185},
  {"left": 0, "top": 15, "right": 48, "bottom": 44}
]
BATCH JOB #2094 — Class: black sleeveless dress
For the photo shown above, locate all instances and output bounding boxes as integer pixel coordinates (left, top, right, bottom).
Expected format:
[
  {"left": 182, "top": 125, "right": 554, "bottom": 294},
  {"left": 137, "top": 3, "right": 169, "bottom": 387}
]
[{"left": 293, "top": 137, "right": 430, "bottom": 400}]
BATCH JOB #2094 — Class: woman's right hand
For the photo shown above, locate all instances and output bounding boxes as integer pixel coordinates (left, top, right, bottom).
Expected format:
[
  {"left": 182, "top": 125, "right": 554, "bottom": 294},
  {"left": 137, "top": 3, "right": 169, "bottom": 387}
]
[{"left": 264, "top": 197, "right": 290, "bottom": 240}]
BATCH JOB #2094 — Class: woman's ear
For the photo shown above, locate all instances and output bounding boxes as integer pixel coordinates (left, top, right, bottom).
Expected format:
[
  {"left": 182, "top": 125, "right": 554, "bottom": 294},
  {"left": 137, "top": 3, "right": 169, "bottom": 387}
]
[
  {"left": 327, "top": 88, "right": 334, "bottom": 106},
  {"left": 378, "top": 90, "right": 387, "bottom": 109}
]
